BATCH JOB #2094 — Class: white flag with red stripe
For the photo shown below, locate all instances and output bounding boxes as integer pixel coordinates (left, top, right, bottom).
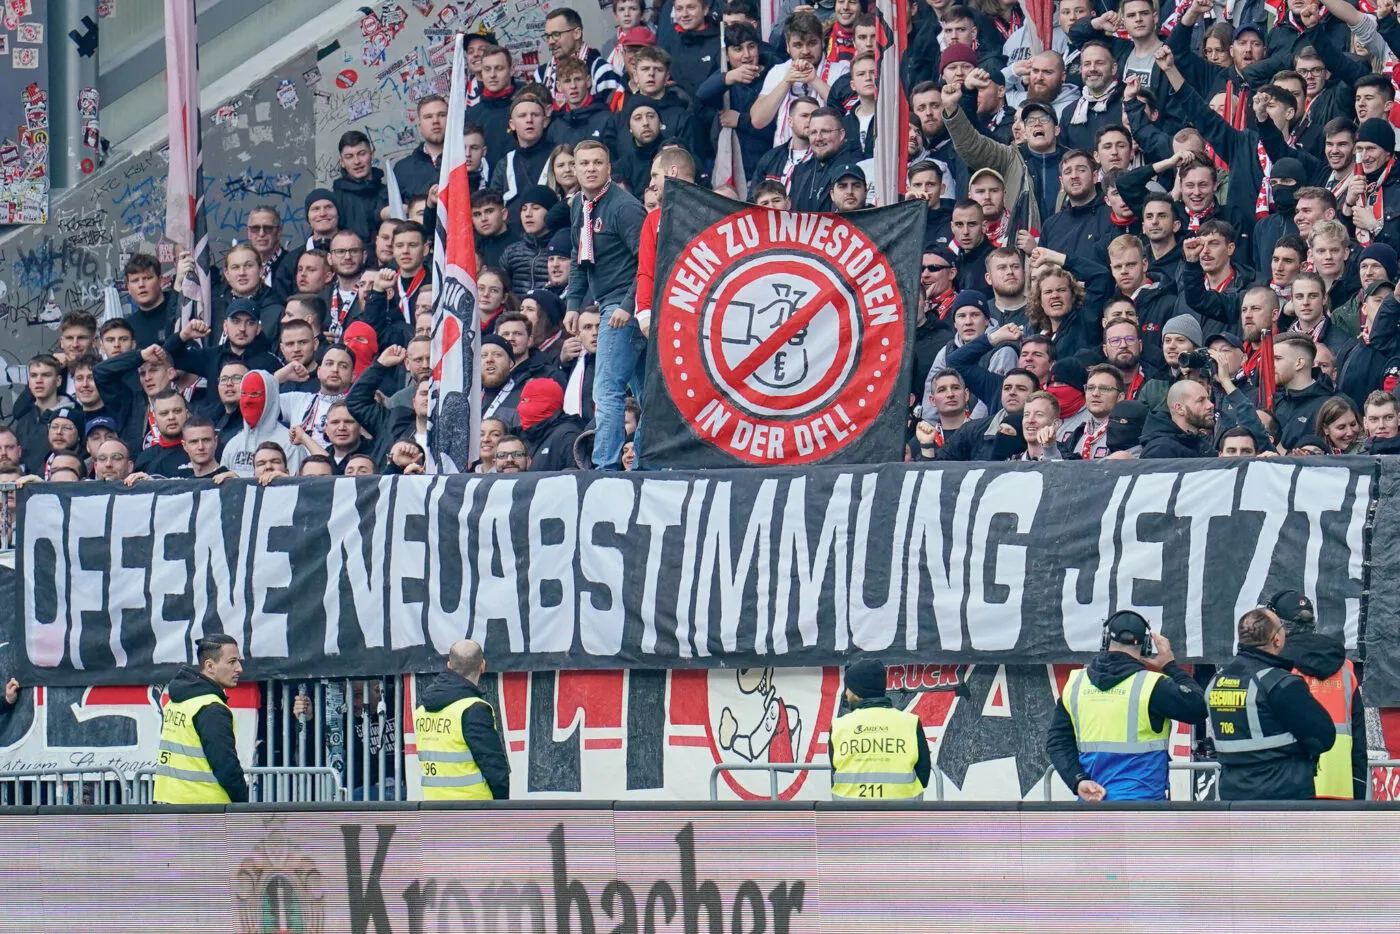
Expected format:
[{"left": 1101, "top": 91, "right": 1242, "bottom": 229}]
[
  {"left": 163, "top": 0, "right": 210, "bottom": 326},
  {"left": 430, "top": 33, "right": 482, "bottom": 470}
]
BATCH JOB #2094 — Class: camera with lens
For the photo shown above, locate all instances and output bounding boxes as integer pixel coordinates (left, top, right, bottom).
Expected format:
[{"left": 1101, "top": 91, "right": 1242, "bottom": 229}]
[{"left": 1177, "top": 349, "right": 1217, "bottom": 377}]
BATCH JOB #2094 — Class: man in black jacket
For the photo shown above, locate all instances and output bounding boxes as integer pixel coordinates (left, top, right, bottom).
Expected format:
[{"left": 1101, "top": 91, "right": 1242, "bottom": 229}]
[
  {"left": 1139, "top": 379, "right": 1217, "bottom": 458},
  {"left": 1272, "top": 333, "right": 1337, "bottom": 449},
  {"left": 789, "top": 108, "right": 860, "bottom": 211},
  {"left": 1208, "top": 607, "right": 1336, "bottom": 801},
  {"left": 1274, "top": 590, "right": 1368, "bottom": 801},
  {"left": 1046, "top": 612, "right": 1207, "bottom": 801},
  {"left": 393, "top": 95, "right": 448, "bottom": 201},
  {"left": 333, "top": 132, "right": 390, "bottom": 245},
  {"left": 415, "top": 640, "right": 511, "bottom": 800},
  {"left": 519, "top": 377, "right": 586, "bottom": 470},
  {"left": 156, "top": 635, "right": 249, "bottom": 803}
]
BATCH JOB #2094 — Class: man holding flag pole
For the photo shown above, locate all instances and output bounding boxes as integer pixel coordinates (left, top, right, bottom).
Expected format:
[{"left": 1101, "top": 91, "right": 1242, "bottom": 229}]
[
  {"left": 163, "top": 0, "right": 211, "bottom": 328},
  {"left": 430, "top": 32, "right": 484, "bottom": 472}
]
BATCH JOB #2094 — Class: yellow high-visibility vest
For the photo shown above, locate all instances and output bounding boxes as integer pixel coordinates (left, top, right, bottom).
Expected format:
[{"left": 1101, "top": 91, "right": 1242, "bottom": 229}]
[
  {"left": 153, "top": 694, "right": 235, "bottom": 804},
  {"left": 415, "top": 696, "right": 494, "bottom": 800},
  {"left": 829, "top": 705, "right": 923, "bottom": 800},
  {"left": 1298, "top": 659, "right": 1357, "bottom": 799}
]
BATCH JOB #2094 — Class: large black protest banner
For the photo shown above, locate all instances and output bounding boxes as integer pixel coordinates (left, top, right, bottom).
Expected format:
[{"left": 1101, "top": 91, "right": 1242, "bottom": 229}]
[
  {"left": 6, "top": 460, "right": 1381, "bottom": 688},
  {"left": 641, "top": 182, "right": 924, "bottom": 468}
]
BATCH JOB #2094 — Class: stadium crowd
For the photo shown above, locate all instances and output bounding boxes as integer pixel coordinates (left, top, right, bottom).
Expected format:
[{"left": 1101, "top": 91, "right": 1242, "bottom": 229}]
[{"left": 6, "top": 0, "right": 1400, "bottom": 491}]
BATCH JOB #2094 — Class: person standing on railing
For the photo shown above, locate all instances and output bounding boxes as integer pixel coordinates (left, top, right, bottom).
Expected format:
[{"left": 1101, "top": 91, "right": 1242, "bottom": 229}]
[
  {"left": 1207, "top": 608, "right": 1336, "bottom": 801},
  {"left": 1046, "top": 611, "right": 1208, "bottom": 802},
  {"left": 829, "top": 659, "right": 930, "bottom": 801},
  {"left": 1272, "top": 591, "right": 1368, "bottom": 800},
  {"left": 414, "top": 640, "right": 510, "bottom": 800},
  {"left": 154, "top": 634, "right": 249, "bottom": 804}
]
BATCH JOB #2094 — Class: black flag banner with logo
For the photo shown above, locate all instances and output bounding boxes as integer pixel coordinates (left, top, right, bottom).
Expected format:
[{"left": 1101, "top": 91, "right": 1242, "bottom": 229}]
[
  {"left": 10, "top": 460, "right": 1400, "bottom": 696},
  {"left": 641, "top": 183, "right": 924, "bottom": 468}
]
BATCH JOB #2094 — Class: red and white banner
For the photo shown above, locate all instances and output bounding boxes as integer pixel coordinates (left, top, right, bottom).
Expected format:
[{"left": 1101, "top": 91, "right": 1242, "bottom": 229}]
[
  {"left": 429, "top": 33, "right": 482, "bottom": 470},
  {"left": 162, "top": 0, "right": 210, "bottom": 325}
]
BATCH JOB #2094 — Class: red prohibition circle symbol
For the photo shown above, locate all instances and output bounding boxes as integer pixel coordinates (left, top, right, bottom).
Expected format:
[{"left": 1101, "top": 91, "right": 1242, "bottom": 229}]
[
  {"left": 660, "top": 207, "right": 905, "bottom": 465},
  {"left": 336, "top": 69, "right": 359, "bottom": 89}
]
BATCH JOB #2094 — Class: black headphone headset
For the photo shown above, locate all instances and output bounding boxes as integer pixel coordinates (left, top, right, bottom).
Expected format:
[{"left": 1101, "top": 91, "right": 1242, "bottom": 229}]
[{"left": 1100, "top": 609, "right": 1155, "bottom": 657}]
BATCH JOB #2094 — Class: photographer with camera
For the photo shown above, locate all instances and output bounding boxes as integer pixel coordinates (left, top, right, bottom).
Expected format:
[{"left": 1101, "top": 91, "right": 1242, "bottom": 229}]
[
  {"left": 1139, "top": 328, "right": 1274, "bottom": 457},
  {"left": 1046, "top": 611, "right": 1208, "bottom": 802}
]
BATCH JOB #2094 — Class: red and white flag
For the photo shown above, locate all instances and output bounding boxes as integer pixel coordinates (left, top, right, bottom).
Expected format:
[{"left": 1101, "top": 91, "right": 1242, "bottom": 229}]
[
  {"left": 163, "top": 0, "right": 210, "bottom": 326},
  {"left": 1025, "top": 0, "right": 1056, "bottom": 54},
  {"left": 430, "top": 33, "right": 482, "bottom": 470}
]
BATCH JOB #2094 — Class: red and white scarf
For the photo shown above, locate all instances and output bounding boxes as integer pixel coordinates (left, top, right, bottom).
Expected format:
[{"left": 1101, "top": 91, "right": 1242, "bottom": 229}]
[
  {"left": 578, "top": 181, "right": 611, "bottom": 263},
  {"left": 540, "top": 46, "right": 597, "bottom": 108},
  {"left": 1254, "top": 142, "right": 1274, "bottom": 219},
  {"left": 985, "top": 210, "right": 1010, "bottom": 247},
  {"left": 1079, "top": 417, "right": 1109, "bottom": 458},
  {"left": 1070, "top": 82, "right": 1118, "bottom": 126},
  {"left": 1358, "top": 157, "right": 1396, "bottom": 247},
  {"left": 399, "top": 266, "right": 427, "bottom": 323}
]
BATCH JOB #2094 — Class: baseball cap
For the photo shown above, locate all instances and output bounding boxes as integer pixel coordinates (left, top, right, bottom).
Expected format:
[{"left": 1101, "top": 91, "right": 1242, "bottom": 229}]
[
  {"left": 1105, "top": 610, "right": 1150, "bottom": 647},
  {"left": 83, "top": 415, "right": 119, "bottom": 438},
  {"left": 619, "top": 25, "right": 657, "bottom": 46},
  {"left": 969, "top": 166, "right": 1006, "bottom": 186},
  {"left": 1269, "top": 589, "right": 1317, "bottom": 632},
  {"left": 227, "top": 297, "right": 260, "bottom": 320},
  {"left": 830, "top": 163, "right": 867, "bottom": 186},
  {"left": 1020, "top": 101, "right": 1058, "bottom": 125},
  {"left": 1206, "top": 331, "right": 1244, "bottom": 350},
  {"left": 1233, "top": 23, "right": 1265, "bottom": 42}
]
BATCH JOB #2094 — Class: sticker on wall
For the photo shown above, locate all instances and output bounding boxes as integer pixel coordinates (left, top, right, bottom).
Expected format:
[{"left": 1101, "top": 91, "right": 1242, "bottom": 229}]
[
  {"left": 302, "top": 65, "right": 323, "bottom": 88},
  {"left": 276, "top": 78, "right": 299, "bottom": 109},
  {"left": 12, "top": 46, "right": 38, "bottom": 68},
  {"left": 336, "top": 68, "right": 358, "bottom": 88},
  {"left": 347, "top": 97, "right": 375, "bottom": 121},
  {"left": 212, "top": 102, "right": 239, "bottom": 126},
  {"left": 16, "top": 21, "right": 42, "bottom": 43},
  {"left": 97, "top": 0, "right": 114, "bottom": 15},
  {"left": 0, "top": 35, "right": 9, "bottom": 55},
  {"left": 78, "top": 87, "right": 100, "bottom": 118},
  {"left": 412, "top": 0, "right": 433, "bottom": 13}
]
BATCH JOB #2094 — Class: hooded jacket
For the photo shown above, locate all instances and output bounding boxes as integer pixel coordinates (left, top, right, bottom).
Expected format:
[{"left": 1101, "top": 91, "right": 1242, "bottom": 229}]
[
  {"left": 332, "top": 168, "right": 390, "bottom": 245},
  {"left": 1279, "top": 630, "right": 1368, "bottom": 800},
  {"left": 501, "top": 231, "right": 554, "bottom": 296},
  {"left": 1139, "top": 410, "right": 1216, "bottom": 459},
  {"left": 1045, "top": 650, "right": 1207, "bottom": 801},
  {"left": 165, "top": 666, "right": 249, "bottom": 802},
  {"left": 466, "top": 88, "right": 518, "bottom": 162},
  {"left": 789, "top": 139, "right": 863, "bottom": 212},
  {"left": 547, "top": 98, "right": 619, "bottom": 153},
  {"left": 668, "top": 20, "right": 722, "bottom": 99},
  {"left": 522, "top": 409, "right": 587, "bottom": 471},
  {"left": 489, "top": 137, "right": 555, "bottom": 211},
  {"left": 617, "top": 89, "right": 699, "bottom": 162},
  {"left": 1272, "top": 380, "right": 1336, "bottom": 450},
  {"left": 219, "top": 370, "right": 306, "bottom": 477},
  {"left": 416, "top": 671, "right": 511, "bottom": 800}
]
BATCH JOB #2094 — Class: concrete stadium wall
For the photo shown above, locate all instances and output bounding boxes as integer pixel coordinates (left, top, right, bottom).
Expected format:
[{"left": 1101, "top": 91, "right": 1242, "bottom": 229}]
[{"left": 0, "top": 1, "right": 612, "bottom": 390}]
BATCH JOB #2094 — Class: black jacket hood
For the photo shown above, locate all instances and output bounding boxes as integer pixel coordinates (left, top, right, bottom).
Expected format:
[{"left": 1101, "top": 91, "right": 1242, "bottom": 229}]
[
  {"left": 419, "top": 670, "right": 484, "bottom": 713},
  {"left": 1280, "top": 630, "right": 1346, "bottom": 680},
  {"left": 1086, "top": 650, "right": 1151, "bottom": 692},
  {"left": 167, "top": 665, "right": 228, "bottom": 704}
]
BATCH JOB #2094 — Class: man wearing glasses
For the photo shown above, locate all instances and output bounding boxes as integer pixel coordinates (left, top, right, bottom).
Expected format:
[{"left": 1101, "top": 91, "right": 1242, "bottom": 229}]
[
  {"left": 327, "top": 231, "right": 369, "bottom": 340},
  {"left": 1207, "top": 607, "right": 1336, "bottom": 801},
  {"left": 1059, "top": 364, "right": 1122, "bottom": 458},
  {"left": 244, "top": 206, "right": 298, "bottom": 301},
  {"left": 493, "top": 436, "right": 530, "bottom": 473}
]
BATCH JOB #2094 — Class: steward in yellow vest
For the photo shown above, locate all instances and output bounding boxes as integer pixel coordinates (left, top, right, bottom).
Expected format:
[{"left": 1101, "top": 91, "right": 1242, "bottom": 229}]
[
  {"left": 1273, "top": 590, "right": 1368, "bottom": 800},
  {"left": 1046, "top": 611, "right": 1208, "bottom": 801},
  {"left": 829, "top": 659, "right": 929, "bottom": 800},
  {"left": 414, "top": 639, "right": 510, "bottom": 801},
  {"left": 154, "top": 634, "right": 249, "bottom": 804}
]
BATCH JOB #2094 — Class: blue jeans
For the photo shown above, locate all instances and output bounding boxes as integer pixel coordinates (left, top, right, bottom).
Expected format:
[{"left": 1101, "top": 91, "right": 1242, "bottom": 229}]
[{"left": 593, "top": 306, "right": 647, "bottom": 469}]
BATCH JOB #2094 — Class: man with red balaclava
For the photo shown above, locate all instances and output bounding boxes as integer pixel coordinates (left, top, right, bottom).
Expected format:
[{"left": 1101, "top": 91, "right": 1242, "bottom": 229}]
[
  {"left": 220, "top": 370, "right": 305, "bottom": 477},
  {"left": 518, "top": 377, "right": 586, "bottom": 471}
]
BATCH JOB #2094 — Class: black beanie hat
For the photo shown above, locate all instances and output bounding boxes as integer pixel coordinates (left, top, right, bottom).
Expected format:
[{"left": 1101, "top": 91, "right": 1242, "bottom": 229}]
[
  {"left": 305, "top": 188, "right": 338, "bottom": 214},
  {"left": 844, "top": 659, "right": 887, "bottom": 699},
  {"left": 1359, "top": 117, "right": 1396, "bottom": 152}
]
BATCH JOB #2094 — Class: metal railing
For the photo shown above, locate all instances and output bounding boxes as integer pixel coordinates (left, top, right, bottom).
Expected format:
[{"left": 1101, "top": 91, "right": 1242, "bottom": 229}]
[
  {"left": 708, "top": 763, "right": 947, "bottom": 801},
  {"left": 0, "top": 768, "right": 128, "bottom": 806},
  {"left": 127, "top": 766, "right": 345, "bottom": 804},
  {"left": 1041, "top": 761, "right": 1222, "bottom": 802},
  {"left": 261, "top": 678, "right": 404, "bottom": 802}
]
